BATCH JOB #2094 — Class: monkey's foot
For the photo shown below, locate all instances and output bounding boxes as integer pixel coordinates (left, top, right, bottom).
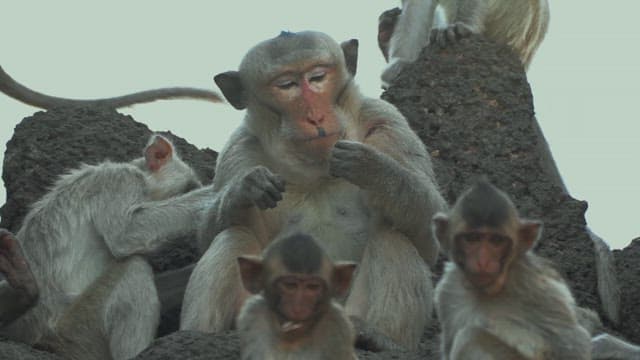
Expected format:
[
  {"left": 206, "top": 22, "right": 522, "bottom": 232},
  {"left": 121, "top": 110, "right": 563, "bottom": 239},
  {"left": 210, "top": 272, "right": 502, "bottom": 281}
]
[
  {"left": 381, "top": 58, "right": 410, "bottom": 89},
  {"left": 350, "top": 316, "right": 404, "bottom": 352},
  {"left": 430, "top": 22, "right": 475, "bottom": 48}
]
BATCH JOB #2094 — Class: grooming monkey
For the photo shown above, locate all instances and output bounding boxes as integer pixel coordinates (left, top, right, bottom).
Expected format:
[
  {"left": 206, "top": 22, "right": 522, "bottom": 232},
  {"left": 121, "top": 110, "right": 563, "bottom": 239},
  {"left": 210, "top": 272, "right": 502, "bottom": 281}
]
[
  {"left": 180, "top": 31, "right": 447, "bottom": 350},
  {"left": 379, "top": 0, "right": 550, "bottom": 86},
  {"left": 0, "top": 229, "right": 39, "bottom": 328},
  {"left": 1, "top": 135, "right": 215, "bottom": 360},
  {"left": 0, "top": 64, "right": 223, "bottom": 109},
  {"left": 237, "top": 233, "right": 357, "bottom": 360},
  {"left": 432, "top": 180, "right": 640, "bottom": 360}
]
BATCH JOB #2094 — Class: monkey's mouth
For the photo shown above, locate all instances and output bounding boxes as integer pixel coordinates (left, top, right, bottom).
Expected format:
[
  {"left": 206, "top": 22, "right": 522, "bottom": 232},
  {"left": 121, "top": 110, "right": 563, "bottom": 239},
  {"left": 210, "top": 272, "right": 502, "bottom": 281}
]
[{"left": 281, "top": 321, "right": 303, "bottom": 332}]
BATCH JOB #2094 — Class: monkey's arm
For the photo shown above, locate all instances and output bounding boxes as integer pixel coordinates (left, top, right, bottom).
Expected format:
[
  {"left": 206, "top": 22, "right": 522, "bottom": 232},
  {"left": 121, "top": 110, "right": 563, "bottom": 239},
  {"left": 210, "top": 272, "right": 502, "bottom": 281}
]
[
  {"left": 331, "top": 100, "right": 446, "bottom": 265},
  {"left": 0, "top": 65, "right": 223, "bottom": 109},
  {"left": 99, "top": 184, "right": 216, "bottom": 258},
  {"left": 0, "top": 282, "right": 38, "bottom": 327},
  {"left": 198, "top": 128, "right": 280, "bottom": 250}
]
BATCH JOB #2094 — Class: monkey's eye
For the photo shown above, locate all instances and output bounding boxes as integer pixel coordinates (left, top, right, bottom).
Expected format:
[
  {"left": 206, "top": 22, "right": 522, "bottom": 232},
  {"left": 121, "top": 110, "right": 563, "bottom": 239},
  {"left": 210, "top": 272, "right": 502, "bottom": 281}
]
[
  {"left": 461, "top": 232, "right": 482, "bottom": 243},
  {"left": 281, "top": 280, "right": 299, "bottom": 291},
  {"left": 305, "top": 282, "right": 322, "bottom": 292},
  {"left": 489, "top": 235, "right": 509, "bottom": 246},
  {"left": 274, "top": 79, "right": 298, "bottom": 90},
  {"left": 308, "top": 70, "right": 326, "bottom": 83}
]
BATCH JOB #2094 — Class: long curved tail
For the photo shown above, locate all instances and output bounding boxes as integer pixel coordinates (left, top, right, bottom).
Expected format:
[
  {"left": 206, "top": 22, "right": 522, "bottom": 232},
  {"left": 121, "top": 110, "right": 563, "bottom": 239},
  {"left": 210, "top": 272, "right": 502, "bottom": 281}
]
[{"left": 0, "top": 65, "right": 224, "bottom": 109}]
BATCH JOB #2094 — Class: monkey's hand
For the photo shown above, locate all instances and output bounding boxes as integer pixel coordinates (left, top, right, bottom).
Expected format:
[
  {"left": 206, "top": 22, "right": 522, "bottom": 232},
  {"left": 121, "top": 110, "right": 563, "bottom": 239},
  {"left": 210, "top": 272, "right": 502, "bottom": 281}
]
[
  {"left": 430, "top": 22, "right": 475, "bottom": 48},
  {"left": 330, "top": 140, "right": 395, "bottom": 190},
  {"left": 381, "top": 58, "right": 410, "bottom": 89},
  {"left": 0, "top": 229, "right": 38, "bottom": 297},
  {"left": 228, "top": 166, "right": 285, "bottom": 210}
]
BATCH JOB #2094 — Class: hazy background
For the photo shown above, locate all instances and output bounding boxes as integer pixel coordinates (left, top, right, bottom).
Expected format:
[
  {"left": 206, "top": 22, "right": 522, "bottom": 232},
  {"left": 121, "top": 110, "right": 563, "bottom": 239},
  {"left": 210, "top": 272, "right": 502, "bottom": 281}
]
[{"left": 1, "top": 1, "right": 638, "bottom": 249}]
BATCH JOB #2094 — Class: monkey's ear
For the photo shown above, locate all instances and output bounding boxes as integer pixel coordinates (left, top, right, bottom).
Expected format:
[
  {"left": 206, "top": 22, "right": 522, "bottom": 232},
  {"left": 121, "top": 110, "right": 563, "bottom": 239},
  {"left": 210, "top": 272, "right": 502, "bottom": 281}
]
[
  {"left": 237, "top": 255, "right": 264, "bottom": 294},
  {"left": 431, "top": 213, "right": 450, "bottom": 250},
  {"left": 331, "top": 261, "right": 357, "bottom": 297},
  {"left": 341, "top": 39, "right": 359, "bottom": 76},
  {"left": 144, "top": 135, "right": 174, "bottom": 172},
  {"left": 518, "top": 220, "right": 542, "bottom": 252},
  {"left": 214, "top": 71, "right": 247, "bottom": 110}
]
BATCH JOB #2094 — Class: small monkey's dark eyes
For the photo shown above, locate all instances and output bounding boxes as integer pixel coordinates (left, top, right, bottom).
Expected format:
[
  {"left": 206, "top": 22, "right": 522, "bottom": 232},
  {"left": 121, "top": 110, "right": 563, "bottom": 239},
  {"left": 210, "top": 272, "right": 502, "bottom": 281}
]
[{"left": 489, "top": 235, "right": 509, "bottom": 246}]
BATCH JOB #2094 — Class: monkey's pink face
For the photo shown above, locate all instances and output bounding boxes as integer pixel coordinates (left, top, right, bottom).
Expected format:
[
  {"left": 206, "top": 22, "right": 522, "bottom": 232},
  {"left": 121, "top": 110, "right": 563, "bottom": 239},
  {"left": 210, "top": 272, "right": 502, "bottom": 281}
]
[
  {"left": 268, "top": 64, "right": 344, "bottom": 153},
  {"left": 276, "top": 275, "right": 326, "bottom": 322},
  {"left": 455, "top": 229, "right": 512, "bottom": 295}
]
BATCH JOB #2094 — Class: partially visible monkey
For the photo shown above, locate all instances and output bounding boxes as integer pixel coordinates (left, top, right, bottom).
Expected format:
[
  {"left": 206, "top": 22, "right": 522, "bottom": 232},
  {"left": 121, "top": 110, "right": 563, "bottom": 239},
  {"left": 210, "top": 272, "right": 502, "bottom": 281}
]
[
  {"left": 180, "top": 31, "right": 447, "bottom": 350},
  {"left": 432, "top": 180, "right": 640, "bottom": 359},
  {"left": 0, "top": 64, "right": 223, "bottom": 109},
  {"left": 380, "top": 0, "right": 550, "bottom": 87},
  {"left": 0, "top": 229, "right": 38, "bottom": 328},
  {"left": 432, "top": 180, "right": 591, "bottom": 359},
  {"left": 1, "top": 135, "right": 215, "bottom": 360},
  {"left": 237, "top": 233, "right": 357, "bottom": 360}
]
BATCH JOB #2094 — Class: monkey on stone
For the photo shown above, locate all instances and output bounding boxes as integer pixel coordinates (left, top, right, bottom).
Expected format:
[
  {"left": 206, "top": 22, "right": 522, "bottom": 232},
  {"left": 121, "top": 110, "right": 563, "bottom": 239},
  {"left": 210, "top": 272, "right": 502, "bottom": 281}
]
[
  {"left": 432, "top": 179, "right": 640, "bottom": 360},
  {"left": 180, "top": 31, "right": 447, "bottom": 350},
  {"left": 379, "top": 0, "right": 550, "bottom": 87},
  {"left": 1, "top": 135, "right": 215, "bottom": 360},
  {"left": 237, "top": 233, "right": 358, "bottom": 360},
  {"left": 0, "top": 229, "right": 38, "bottom": 328},
  {"left": 0, "top": 64, "right": 223, "bottom": 109}
]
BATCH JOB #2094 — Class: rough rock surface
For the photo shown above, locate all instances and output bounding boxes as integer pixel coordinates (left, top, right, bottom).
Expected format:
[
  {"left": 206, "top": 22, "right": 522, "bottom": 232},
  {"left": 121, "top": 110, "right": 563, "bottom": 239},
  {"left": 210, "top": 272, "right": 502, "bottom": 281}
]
[
  {"left": 1, "top": 37, "right": 638, "bottom": 359},
  {"left": 615, "top": 238, "right": 640, "bottom": 343}
]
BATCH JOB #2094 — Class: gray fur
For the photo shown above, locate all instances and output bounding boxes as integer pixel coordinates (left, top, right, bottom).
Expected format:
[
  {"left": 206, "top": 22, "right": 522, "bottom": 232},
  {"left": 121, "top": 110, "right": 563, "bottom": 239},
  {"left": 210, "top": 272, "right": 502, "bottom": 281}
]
[
  {"left": 1, "top": 135, "right": 215, "bottom": 360},
  {"left": 181, "top": 31, "right": 446, "bottom": 350},
  {"left": 381, "top": 0, "right": 550, "bottom": 86}
]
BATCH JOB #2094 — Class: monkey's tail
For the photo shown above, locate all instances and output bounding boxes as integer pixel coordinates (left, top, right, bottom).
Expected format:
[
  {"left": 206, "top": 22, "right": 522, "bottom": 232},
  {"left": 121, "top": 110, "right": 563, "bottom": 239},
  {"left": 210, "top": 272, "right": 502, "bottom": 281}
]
[{"left": 0, "top": 65, "right": 225, "bottom": 109}]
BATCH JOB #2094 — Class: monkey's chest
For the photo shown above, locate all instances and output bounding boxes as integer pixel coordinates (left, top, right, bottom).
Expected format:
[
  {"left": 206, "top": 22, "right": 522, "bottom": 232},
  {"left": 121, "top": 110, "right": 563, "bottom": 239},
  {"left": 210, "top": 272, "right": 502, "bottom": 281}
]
[{"left": 267, "top": 182, "right": 371, "bottom": 262}]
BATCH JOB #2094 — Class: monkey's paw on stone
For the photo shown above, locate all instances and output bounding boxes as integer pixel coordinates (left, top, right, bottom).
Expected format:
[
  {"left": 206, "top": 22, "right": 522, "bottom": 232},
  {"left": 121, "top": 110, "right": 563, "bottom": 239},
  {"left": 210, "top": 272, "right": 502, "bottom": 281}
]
[
  {"left": 381, "top": 58, "right": 410, "bottom": 89},
  {"left": 430, "top": 22, "right": 475, "bottom": 48}
]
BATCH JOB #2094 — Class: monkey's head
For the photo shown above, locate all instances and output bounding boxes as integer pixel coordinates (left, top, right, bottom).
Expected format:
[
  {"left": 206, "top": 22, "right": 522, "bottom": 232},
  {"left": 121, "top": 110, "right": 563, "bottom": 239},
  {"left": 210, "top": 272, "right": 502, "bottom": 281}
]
[
  {"left": 137, "top": 134, "right": 202, "bottom": 200},
  {"left": 215, "top": 31, "right": 359, "bottom": 166},
  {"left": 432, "top": 179, "right": 542, "bottom": 295},
  {"left": 238, "top": 234, "right": 356, "bottom": 334}
]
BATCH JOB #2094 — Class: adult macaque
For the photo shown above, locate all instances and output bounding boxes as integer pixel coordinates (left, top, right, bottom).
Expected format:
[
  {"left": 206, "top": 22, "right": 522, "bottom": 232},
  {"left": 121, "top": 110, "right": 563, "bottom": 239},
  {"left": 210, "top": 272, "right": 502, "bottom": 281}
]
[
  {"left": 0, "top": 64, "right": 223, "bottom": 109},
  {"left": 432, "top": 180, "right": 591, "bottom": 359},
  {"left": 180, "top": 31, "right": 447, "bottom": 350},
  {"left": 380, "top": 0, "right": 550, "bottom": 86},
  {"left": 433, "top": 180, "right": 640, "bottom": 359},
  {"left": 1, "top": 135, "right": 215, "bottom": 360},
  {"left": 237, "top": 233, "right": 357, "bottom": 360},
  {"left": 0, "top": 229, "right": 39, "bottom": 328}
]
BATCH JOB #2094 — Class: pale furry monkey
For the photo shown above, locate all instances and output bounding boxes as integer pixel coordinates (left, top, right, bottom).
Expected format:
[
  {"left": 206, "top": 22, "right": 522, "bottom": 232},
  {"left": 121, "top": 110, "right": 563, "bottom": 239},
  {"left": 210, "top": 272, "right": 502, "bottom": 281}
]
[
  {"left": 0, "top": 65, "right": 223, "bottom": 109},
  {"left": 180, "top": 31, "right": 447, "bottom": 350},
  {"left": 433, "top": 180, "right": 640, "bottom": 360},
  {"left": 380, "top": 0, "right": 550, "bottom": 87},
  {"left": 237, "top": 233, "right": 358, "bottom": 360},
  {"left": 1, "top": 135, "right": 215, "bottom": 360}
]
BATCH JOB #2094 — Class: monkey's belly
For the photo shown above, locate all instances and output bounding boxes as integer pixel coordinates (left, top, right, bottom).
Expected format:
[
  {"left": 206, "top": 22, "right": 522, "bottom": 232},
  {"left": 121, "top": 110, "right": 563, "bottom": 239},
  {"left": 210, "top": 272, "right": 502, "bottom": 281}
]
[{"left": 272, "top": 184, "right": 371, "bottom": 262}]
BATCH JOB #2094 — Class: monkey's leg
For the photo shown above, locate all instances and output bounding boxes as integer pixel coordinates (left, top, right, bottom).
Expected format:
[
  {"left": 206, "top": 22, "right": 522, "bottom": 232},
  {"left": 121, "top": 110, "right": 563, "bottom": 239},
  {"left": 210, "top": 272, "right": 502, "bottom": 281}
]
[
  {"left": 154, "top": 264, "right": 195, "bottom": 314},
  {"left": 101, "top": 257, "right": 159, "bottom": 360},
  {"left": 345, "top": 230, "right": 432, "bottom": 350},
  {"left": 592, "top": 333, "right": 640, "bottom": 359},
  {"left": 180, "top": 227, "right": 260, "bottom": 332}
]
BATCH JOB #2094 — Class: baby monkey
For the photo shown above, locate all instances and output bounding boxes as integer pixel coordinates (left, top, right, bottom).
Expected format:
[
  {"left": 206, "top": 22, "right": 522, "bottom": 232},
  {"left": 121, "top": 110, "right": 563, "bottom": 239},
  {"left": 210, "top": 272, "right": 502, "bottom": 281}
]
[
  {"left": 236, "top": 233, "right": 358, "bottom": 360},
  {"left": 432, "top": 180, "right": 591, "bottom": 359}
]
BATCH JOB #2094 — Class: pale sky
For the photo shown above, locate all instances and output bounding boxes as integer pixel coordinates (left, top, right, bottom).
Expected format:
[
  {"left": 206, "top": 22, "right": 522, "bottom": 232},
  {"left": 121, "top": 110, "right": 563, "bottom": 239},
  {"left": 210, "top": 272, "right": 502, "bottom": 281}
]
[{"left": 1, "top": 1, "right": 638, "bottom": 249}]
